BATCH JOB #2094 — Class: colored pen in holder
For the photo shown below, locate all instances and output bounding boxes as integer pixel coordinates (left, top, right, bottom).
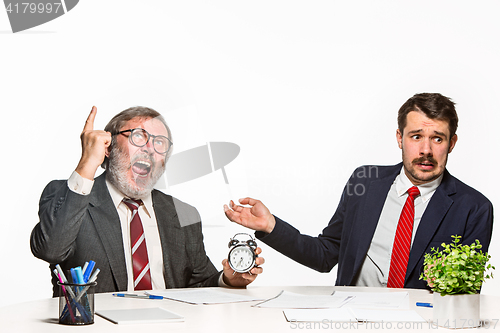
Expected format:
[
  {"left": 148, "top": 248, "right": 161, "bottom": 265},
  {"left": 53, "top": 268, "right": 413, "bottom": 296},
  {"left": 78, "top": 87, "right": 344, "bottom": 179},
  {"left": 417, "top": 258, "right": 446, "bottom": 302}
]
[
  {"left": 58, "top": 281, "right": 97, "bottom": 325},
  {"left": 53, "top": 261, "right": 99, "bottom": 325}
]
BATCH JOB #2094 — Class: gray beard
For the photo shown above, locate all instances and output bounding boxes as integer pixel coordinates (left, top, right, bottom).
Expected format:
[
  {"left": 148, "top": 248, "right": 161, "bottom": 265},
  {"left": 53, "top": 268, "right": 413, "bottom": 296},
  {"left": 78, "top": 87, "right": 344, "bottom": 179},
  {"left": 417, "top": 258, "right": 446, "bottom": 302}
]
[{"left": 106, "top": 146, "right": 165, "bottom": 199}]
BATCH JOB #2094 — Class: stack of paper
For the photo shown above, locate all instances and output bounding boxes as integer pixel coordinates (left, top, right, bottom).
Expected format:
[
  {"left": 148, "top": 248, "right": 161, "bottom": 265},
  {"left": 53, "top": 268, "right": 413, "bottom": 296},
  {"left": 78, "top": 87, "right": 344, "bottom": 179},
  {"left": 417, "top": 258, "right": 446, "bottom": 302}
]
[
  {"left": 254, "top": 289, "right": 424, "bottom": 323},
  {"left": 284, "top": 308, "right": 426, "bottom": 323}
]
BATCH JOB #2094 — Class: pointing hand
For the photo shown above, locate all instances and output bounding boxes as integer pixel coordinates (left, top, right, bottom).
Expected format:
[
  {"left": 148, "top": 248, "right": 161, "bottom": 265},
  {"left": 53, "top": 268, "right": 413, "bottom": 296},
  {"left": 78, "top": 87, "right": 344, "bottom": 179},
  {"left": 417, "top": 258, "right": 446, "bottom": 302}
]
[{"left": 75, "top": 106, "right": 112, "bottom": 180}]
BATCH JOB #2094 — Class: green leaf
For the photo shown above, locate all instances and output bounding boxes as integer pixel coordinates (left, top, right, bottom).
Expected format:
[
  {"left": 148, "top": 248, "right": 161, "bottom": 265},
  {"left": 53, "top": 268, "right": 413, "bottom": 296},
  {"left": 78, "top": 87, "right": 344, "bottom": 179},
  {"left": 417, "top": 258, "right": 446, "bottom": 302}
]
[{"left": 420, "top": 236, "right": 494, "bottom": 295}]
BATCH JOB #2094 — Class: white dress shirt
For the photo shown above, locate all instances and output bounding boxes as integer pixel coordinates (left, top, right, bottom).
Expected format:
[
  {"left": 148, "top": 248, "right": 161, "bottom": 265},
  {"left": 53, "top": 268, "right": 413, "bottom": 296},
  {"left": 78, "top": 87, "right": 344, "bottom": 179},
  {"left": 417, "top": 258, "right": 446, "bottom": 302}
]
[
  {"left": 105, "top": 179, "right": 166, "bottom": 290},
  {"left": 353, "top": 167, "right": 443, "bottom": 287}
]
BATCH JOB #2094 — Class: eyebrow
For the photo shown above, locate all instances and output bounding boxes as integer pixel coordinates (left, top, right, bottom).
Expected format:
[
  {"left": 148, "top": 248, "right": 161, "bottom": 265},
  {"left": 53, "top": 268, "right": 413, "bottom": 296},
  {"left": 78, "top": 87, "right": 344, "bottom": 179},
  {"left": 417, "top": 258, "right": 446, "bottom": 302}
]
[{"left": 407, "top": 129, "right": 448, "bottom": 139}]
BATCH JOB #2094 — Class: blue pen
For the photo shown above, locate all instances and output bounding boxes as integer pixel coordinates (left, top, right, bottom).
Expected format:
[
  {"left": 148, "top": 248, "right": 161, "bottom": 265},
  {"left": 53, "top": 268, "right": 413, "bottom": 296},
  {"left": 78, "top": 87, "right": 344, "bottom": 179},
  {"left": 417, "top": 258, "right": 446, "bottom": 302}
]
[
  {"left": 70, "top": 268, "right": 78, "bottom": 284},
  {"left": 83, "top": 261, "right": 95, "bottom": 283},
  {"left": 75, "top": 267, "right": 92, "bottom": 322},
  {"left": 113, "top": 293, "right": 163, "bottom": 300},
  {"left": 76, "top": 269, "right": 100, "bottom": 301},
  {"left": 75, "top": 267, "right": 85, "bottom": 284},
  {"left": 416, "top": 302, "right": 433, "bottom": 308}
]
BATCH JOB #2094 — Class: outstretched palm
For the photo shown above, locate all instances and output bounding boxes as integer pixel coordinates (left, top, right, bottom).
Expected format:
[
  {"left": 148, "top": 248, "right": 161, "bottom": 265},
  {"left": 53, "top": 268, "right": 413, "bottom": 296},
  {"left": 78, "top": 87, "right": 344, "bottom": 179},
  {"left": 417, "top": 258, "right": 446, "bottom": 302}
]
[{"left": 224, "top": 198, "right": 275, "bottom": 234}]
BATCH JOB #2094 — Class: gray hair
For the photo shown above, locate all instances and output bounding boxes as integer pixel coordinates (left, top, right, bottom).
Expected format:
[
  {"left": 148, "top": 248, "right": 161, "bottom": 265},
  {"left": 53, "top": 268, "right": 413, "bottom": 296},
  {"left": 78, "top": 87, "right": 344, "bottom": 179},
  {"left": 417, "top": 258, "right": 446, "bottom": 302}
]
[{"left": 101, "top": 106, "right": 173, "bottom": 169}]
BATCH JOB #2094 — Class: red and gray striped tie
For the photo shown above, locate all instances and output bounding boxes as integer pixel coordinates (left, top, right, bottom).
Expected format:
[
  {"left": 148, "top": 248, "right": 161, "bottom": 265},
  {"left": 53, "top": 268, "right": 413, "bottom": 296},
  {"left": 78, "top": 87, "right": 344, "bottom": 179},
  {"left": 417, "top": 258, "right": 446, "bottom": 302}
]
[
  {"left": 123, "top": 199, "right": 152, "bottom": 290},
  {"left": 387, "top": 186, "right": 420, "bottom": 288}
]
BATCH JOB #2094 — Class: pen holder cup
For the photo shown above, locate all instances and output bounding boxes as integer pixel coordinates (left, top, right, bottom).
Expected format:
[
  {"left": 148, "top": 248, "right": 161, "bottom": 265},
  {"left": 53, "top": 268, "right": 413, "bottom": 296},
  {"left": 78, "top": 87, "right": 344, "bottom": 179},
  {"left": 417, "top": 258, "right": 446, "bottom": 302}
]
[{"left": 57, "top": 281, "right": 97, "bottom": 325}]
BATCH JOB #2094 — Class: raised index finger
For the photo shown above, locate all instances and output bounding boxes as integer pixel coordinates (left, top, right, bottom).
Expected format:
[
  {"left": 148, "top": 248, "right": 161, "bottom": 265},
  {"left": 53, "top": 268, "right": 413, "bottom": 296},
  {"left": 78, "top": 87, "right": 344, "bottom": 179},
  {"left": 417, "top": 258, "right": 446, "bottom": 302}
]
[{"left": 83, "top": 106, "right": 97, "bottom": 132}]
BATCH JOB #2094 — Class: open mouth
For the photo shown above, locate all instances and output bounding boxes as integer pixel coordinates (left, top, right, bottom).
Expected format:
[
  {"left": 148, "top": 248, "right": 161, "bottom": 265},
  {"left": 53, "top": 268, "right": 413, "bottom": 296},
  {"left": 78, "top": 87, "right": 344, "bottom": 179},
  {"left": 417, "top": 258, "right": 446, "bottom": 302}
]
[
  {"left": 415, "top": 160, "right": 435, "bottom": 170},
  {"left": 132, "top": 160, "right": 151, "bottom": 177}
]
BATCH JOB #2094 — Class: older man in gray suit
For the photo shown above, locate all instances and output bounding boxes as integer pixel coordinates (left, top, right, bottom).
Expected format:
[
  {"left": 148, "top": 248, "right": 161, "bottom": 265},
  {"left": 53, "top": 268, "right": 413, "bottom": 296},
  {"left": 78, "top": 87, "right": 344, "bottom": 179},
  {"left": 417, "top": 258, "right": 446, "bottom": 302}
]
[{"left": 31, "top": 106, "right": 263, "bottom": 296}]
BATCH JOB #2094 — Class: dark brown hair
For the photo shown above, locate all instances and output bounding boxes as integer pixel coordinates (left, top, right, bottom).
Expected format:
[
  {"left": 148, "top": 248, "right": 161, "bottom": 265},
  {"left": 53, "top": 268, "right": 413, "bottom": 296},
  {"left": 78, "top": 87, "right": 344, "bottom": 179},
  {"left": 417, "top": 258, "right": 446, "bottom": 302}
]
[{"left": 398, "top": 93, "right": 458, "bottom": 138}]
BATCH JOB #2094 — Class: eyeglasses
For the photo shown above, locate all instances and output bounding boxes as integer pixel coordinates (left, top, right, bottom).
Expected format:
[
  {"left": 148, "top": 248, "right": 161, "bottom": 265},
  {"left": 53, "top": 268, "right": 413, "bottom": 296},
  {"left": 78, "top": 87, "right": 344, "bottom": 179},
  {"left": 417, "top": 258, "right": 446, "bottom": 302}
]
[{"left": 116, "top": 128, "right": 173, "bottom": 155}]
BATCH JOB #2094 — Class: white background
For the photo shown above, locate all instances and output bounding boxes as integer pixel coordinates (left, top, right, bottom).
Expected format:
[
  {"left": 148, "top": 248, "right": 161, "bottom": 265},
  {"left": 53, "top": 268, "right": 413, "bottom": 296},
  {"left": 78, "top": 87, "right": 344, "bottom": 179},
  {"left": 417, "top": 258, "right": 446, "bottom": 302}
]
[{"left": 0, "top": 0, "right": 498, "bottom": 306}]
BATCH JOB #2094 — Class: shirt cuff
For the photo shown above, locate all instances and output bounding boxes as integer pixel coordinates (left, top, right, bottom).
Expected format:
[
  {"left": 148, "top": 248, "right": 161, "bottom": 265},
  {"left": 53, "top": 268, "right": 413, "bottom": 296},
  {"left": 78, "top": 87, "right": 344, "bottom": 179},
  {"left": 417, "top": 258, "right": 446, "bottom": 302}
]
[
  {"left": 68, "top": 170, "right": 94, "bottom": 195},
  {"left": 218, "top": 272, "right": 229, "bottom": 287}
]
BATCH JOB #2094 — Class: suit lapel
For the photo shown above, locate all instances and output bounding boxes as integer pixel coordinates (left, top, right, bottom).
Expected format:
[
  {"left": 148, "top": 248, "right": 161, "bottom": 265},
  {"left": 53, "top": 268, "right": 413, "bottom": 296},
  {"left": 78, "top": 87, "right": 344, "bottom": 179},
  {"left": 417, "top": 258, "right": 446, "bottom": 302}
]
[
  {"left": 87, "top": 173, "right": 128, "bottom": 291},
  {"left": 405, "top": 170, "right": 456, "bottom": 282},
  {"left": 151, "top": 190, "right": 181, "bottom": 288},
  {"left": 350, "top": 166, "right": 400, "bottom": 284}
]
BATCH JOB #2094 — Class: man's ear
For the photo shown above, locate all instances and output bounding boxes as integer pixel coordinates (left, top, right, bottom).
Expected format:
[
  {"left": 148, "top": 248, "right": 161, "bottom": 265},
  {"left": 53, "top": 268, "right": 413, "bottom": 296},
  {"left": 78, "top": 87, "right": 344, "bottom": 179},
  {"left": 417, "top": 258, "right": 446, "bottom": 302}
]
[
  {"left": 396, "top": 129, "right": 403, "bottom": 149},
  {"left": 448, "top": 134, "right": 458, "bottom": 153}
]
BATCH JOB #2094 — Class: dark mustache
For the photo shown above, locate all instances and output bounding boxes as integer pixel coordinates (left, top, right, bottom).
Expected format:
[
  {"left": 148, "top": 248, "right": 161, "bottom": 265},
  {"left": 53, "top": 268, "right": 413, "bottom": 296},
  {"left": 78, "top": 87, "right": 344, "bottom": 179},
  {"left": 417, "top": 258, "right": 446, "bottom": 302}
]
[{"left": 412, "top": 156, "right": 438, "bottom": 165}]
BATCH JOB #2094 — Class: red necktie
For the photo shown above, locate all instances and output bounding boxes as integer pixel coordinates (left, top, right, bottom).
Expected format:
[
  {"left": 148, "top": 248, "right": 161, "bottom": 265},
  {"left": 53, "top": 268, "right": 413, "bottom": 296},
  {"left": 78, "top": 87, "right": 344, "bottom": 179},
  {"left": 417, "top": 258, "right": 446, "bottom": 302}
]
[
  {"left": 123, "top": 199, "right": 152, "bottom": 290},
  {"left": 387, "top": 186, "right": 420, "bottom": 288}
]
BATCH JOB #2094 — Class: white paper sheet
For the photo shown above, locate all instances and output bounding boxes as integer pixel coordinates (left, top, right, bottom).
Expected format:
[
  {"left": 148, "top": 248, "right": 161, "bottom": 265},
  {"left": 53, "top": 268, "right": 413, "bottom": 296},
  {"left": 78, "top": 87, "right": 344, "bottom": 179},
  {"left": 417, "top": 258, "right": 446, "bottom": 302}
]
[
  {"left": 283, "top": 308, "right": 426, "bottom": 323},
  {"left": 97, "top": 308, "right": 184, "bottom": 324},
  {"left": 146, "top": 288, "right": 264, "bottom": 304},
  {"left": 284, "top": 308, "right": 357, "bottom": 322},
  {"left": 333, "top": 291, "right": 409, "bottom": 309},
  {"left": 351, "top": 308, "right": 426, "bottom": 322},
  {"left": 254, "top": 290, "right": 353, "bottom": 309}
]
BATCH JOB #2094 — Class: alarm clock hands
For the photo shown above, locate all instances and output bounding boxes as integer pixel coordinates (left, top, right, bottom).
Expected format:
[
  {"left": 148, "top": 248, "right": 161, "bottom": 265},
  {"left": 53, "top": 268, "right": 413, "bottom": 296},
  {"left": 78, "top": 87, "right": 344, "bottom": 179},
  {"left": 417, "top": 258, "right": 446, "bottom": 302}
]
[
  {"left": 236, "top": 257, "right": 244, "bottom": 269},
  {"left": 224, "top": 198, "right": 276, "bottom": 234},
  {"left": 221, "top": 246, "right": 264, "bottom": 287}
]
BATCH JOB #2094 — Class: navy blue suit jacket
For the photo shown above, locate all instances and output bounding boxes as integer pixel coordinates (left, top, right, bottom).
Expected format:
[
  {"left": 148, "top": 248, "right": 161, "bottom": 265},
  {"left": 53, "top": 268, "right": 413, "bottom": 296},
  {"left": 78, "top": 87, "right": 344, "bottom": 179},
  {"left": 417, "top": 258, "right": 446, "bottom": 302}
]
[{"left": 257, "top": 163, "right": 493, "bottom": 289}]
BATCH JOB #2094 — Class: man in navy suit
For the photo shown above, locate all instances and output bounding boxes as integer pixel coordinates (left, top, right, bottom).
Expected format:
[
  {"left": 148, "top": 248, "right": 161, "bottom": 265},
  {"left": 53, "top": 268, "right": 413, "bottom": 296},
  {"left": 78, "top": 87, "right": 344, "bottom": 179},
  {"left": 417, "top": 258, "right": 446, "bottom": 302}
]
[{"left": 224, "top": 93, "right": 493, "bottom": 289}]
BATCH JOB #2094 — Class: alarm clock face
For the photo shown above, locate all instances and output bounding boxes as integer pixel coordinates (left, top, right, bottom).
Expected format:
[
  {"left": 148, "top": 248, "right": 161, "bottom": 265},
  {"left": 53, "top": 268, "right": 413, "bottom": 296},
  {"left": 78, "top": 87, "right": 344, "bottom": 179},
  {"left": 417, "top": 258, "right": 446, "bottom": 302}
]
[{"left": 228, "top": 244, "right": 255, "bottom": 273}]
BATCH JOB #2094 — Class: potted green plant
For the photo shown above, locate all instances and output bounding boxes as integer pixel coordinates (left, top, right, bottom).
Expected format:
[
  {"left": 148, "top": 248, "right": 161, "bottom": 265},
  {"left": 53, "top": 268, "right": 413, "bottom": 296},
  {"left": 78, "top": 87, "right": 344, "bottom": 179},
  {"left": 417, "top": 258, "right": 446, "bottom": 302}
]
[{"left": 420, "top": 235, "right": 495, "bottom": 328}]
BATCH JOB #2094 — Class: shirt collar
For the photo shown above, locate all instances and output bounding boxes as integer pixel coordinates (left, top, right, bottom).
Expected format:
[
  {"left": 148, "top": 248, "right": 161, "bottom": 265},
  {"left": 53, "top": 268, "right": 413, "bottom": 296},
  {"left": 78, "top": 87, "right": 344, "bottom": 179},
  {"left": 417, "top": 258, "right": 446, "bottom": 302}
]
[
  {"left": 395, "top": 166, "right": 443, "bottom": 203},
  {"left": 105, "top": 178, "right": 153, "bottom": 218}
]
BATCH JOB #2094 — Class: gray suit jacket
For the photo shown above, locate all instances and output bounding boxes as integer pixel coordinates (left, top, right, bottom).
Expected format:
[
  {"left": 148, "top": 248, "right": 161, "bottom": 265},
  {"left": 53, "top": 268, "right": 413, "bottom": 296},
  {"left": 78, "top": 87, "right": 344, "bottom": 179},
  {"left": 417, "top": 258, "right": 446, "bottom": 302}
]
[{"left": 31, "top": 173, "right": 220, "bottom": 296}]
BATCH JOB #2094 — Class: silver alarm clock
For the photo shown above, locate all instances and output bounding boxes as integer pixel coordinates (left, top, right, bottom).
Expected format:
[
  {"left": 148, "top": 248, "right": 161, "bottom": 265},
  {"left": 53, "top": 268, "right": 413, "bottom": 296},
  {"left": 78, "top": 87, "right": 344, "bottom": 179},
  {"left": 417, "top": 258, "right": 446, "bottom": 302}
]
[{"left": 228, "top": 233, "right": 257, "bottom": 273}]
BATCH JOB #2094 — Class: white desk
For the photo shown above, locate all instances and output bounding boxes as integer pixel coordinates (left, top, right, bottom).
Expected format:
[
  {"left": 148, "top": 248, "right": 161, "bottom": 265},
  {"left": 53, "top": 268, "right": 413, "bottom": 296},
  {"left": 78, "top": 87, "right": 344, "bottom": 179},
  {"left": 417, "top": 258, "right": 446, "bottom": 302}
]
[{"left": 2, "top": 286, "right": 499, "bottom": 332}]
